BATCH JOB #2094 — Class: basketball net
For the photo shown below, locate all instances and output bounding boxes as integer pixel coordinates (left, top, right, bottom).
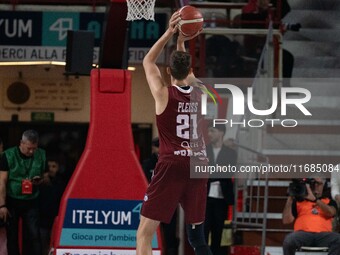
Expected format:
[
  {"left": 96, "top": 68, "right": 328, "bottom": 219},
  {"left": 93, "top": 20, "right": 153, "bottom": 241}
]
[{"left": 126, "top": 0, "right": 156, "bottom": 21}]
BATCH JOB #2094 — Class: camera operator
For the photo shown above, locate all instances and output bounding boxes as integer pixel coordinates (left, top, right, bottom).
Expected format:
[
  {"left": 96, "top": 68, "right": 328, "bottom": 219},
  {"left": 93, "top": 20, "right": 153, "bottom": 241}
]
[{"left": 282, "top": 176, "right": 340, "bottom": 255}]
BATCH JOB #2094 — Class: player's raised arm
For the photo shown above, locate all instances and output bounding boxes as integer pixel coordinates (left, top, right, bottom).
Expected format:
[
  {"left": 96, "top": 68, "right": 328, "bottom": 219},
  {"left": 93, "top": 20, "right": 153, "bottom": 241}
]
[{"left": 143, "top": 12, "right": 180, "bottom": 104}]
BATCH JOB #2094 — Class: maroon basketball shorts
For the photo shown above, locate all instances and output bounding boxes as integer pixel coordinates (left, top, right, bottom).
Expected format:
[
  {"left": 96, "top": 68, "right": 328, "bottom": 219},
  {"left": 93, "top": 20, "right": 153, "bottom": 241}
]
[{"left": 141, "top": 159, "right": 208, "bottom": 224}]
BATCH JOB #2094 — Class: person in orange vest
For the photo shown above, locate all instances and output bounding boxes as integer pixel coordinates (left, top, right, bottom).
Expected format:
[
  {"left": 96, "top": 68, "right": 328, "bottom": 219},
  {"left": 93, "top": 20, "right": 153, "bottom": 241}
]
[{"left": 282, "top": 176, "right": 340, "bottom": 255}]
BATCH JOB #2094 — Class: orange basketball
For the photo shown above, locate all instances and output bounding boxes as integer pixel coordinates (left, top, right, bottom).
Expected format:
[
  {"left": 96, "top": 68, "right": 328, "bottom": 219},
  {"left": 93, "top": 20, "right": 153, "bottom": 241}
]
[{"left": 178, "top": 5, "right": 204, "bottom": 37}]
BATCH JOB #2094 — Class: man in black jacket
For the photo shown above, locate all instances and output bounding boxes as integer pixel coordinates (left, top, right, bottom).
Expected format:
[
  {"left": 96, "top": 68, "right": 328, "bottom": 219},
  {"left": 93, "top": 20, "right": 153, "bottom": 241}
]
[{"left": 204, "top": 123, "right": 237, "bottom": 255}]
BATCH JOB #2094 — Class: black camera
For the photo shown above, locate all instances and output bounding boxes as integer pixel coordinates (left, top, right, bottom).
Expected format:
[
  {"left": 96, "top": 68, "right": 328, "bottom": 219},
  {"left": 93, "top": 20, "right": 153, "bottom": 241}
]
[{"left": 288, "top": 178, "right": 316, "bottom": 201}]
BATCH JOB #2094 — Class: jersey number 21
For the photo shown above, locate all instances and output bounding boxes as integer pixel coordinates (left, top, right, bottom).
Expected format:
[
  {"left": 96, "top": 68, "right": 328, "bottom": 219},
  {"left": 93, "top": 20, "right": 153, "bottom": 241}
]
[{"left": 176, "top": 114, "right": 198, "bottom": 139}]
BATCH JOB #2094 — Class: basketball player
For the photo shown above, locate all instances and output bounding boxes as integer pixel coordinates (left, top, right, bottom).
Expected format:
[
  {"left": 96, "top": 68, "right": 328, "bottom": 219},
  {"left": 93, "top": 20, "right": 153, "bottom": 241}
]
[{"left": 136, "top": 11, "right": 212, "bottom": 255}]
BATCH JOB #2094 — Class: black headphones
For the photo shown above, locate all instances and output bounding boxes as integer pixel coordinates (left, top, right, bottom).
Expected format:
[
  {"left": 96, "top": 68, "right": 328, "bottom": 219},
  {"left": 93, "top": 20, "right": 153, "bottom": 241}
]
[
  {"left": 324, "top": 179, "right": 329, "bottom": 190},
  {"left": 308, "top": 177, "right": 329, "bottom": 197},
  {"left": 322, "top": 178, "right": 330, "bottom": 197}
]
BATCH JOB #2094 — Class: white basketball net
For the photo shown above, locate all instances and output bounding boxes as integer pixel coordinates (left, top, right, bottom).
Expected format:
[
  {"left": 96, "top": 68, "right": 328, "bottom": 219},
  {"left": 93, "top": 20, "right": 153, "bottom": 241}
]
[{"left": 126, "top": 0, "right": 156, "bottom": 21}]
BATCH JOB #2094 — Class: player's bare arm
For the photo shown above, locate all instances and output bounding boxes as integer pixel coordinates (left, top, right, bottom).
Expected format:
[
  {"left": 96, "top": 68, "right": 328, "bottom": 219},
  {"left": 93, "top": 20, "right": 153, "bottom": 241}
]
[{"left": 143, "top": 12, "right": 181, "bottom": 114}]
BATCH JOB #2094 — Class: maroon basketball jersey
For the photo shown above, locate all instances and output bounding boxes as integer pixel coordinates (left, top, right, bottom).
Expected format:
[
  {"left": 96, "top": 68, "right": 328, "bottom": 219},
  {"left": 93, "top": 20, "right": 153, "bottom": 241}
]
[{"left": 157, "top": 85, "right": 207, "bottom": 162}]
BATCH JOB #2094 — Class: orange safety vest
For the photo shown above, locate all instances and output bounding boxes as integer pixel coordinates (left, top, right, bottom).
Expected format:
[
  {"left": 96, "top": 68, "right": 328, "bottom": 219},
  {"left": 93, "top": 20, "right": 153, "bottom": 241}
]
[{"left": 294, "top": 198, "right": 333, "bottom": 232}]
